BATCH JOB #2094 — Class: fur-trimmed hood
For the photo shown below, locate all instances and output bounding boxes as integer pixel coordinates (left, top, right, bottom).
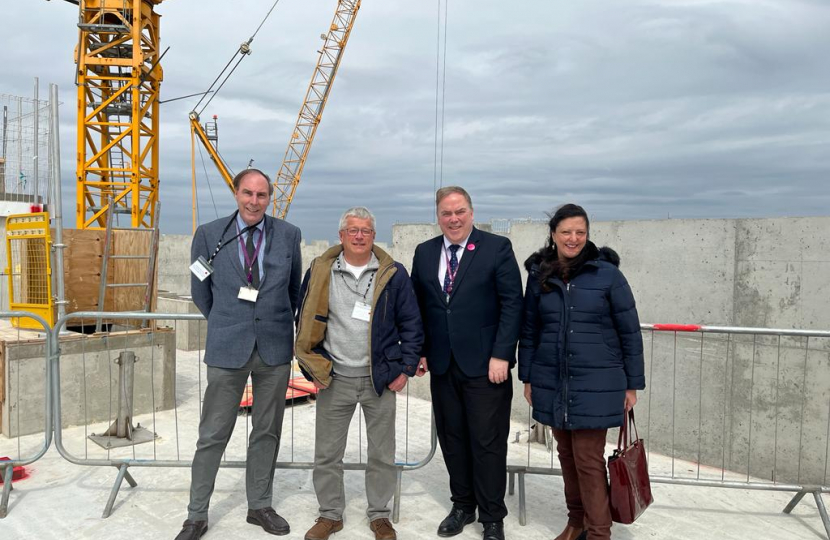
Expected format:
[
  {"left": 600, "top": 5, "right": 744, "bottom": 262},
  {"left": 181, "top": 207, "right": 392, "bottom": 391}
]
[{"left": 524, "top": 240, "right": 621, "bottom": 274}]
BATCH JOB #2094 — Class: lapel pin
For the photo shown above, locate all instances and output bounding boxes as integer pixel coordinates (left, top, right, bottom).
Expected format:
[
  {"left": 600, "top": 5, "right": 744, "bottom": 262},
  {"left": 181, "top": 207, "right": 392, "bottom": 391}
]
[{"left": 467, "top": 243, "right": 475, "bottom": 251}]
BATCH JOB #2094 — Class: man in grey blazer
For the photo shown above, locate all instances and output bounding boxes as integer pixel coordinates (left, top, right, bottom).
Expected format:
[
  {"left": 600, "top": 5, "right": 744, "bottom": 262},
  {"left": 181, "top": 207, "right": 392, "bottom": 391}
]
[{"left": 175, "top": 169, "right": 302, "bottom": 540}]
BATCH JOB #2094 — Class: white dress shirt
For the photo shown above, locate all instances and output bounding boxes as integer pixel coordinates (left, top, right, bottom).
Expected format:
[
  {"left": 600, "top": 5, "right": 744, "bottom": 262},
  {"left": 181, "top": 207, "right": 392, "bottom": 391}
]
[{"left": 438, "top": 233, "right": 471, "bottom": 285}]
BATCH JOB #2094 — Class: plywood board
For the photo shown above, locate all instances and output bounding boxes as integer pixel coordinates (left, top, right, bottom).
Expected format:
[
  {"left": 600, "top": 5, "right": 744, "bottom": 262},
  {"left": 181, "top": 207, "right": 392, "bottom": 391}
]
[
  {"left": 61, "top": 228, "right": 159, "bottom": 328},
  {"left": 111, "top": 229, "right": 155, "bottom": 314},
  {"left": 62, "top": 228, "right": 108, "bottom": 313}
]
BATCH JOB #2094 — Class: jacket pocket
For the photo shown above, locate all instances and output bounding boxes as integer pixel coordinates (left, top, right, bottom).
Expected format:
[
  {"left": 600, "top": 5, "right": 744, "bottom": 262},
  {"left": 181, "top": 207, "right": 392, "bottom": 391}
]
[{"left": 385, "top": 343, "right": 402, "bottom": 360}]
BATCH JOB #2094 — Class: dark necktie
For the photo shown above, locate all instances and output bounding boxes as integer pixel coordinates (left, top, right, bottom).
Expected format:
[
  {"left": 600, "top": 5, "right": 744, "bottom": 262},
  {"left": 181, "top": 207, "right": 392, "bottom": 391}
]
[
  {"left": 443, "top": 244, "right": 460, "bottom": 295},
  {"left": 246, "top": 228, "right": 260, "bottom": 289}
]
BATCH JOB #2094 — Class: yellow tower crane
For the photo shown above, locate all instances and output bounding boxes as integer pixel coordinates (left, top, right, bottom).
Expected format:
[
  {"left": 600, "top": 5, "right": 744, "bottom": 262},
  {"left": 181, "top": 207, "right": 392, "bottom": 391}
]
[
  {"left": 69, "top": 0, "right": 165, "bottom": 230},
  {"left": 189, "top": 0, "right": 361, "bottom": 221}
]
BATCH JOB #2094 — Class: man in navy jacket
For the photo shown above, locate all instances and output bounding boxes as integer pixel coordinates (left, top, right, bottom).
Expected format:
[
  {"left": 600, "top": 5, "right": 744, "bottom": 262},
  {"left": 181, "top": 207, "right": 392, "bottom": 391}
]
[{"left": 411, "top": 187, "right": 523, "bottom": 540}]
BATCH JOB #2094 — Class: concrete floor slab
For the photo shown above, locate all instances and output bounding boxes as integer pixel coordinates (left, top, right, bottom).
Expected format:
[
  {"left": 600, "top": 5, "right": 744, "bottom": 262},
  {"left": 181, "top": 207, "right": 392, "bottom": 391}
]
[{"left": 0, "top": 348, "right": 827, "bottom": 539}]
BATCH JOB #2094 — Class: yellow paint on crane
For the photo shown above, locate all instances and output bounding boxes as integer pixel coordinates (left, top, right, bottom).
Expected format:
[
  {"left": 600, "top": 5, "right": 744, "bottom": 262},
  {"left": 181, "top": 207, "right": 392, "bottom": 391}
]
[{"left": 75, "top": 0, "right": 165, "bottom": 230}]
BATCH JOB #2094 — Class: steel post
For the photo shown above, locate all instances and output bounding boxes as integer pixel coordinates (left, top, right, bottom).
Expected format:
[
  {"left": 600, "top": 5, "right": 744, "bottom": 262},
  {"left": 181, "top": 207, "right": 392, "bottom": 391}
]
[
  {"left": 33, "top": 78, "right": 39, "bottom": 202},
  {"left": 518, "top": 472, "right": 526, "bottom": 526},
  {"left": 49, "top": 83, "right": 67, "bottom": 321},
  {"left": 813, "top": 491, "right": 830, "bottom": 540},
  {"left": 392, "top": 466, "right": 403, "bottom": 524},
  {"left": 0, "top": 464, "right": 13, "bottom": 519},
  {"left": 102, "top": 463, "right": 132, "bottom": 519},
  {"left": 783, "top": 489, "right": 809, "bottom": 514}
]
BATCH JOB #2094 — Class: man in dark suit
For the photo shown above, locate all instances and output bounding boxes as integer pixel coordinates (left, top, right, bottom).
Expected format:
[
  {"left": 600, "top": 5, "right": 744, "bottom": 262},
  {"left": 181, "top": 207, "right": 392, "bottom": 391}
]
[
  {"left": 411, "top": 186, "right": 522, "bottom": 540},
  {"left": 176, "top": 169, "right": 302, "bottom": 540}
]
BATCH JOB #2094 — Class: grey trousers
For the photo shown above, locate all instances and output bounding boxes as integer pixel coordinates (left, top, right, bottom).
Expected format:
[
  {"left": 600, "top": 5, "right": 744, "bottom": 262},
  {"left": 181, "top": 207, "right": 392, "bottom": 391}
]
[
  {"left": 313, "top": 375, "right": 396, "bottom": 521},
  {"left": 187, "top": 350, "right": 291, "bottom": 521}
]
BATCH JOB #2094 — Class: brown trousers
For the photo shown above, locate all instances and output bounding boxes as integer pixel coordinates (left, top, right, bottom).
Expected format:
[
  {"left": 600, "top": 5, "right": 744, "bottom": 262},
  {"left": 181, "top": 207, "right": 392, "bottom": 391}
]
[{"left": 552, "top": 428, "right": 612, "bottom": 540}]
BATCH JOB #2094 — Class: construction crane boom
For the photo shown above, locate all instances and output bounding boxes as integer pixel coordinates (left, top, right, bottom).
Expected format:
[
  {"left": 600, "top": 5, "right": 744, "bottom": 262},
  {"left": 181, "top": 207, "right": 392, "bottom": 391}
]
[
  {"left": 272, "top": 0, "right": 361, "bottom": 218},
  {"left": 189, "top": 111, "right": 233, "bottom": 193},
  {"left": 188, "top": 0, "right": 360, "bottom": 220}
]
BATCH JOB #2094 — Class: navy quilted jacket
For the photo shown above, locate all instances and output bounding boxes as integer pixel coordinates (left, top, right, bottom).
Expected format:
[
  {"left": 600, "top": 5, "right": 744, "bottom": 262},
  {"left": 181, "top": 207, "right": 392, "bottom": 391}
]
[{"left": 518, "top": 242, "right": 645, "bottom": 430}]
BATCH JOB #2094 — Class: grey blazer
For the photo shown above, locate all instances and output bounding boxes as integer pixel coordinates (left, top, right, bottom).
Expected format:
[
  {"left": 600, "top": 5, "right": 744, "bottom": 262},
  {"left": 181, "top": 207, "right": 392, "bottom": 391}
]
[{"left": 191, "top": 213, "right": 302, "bottom": 368}]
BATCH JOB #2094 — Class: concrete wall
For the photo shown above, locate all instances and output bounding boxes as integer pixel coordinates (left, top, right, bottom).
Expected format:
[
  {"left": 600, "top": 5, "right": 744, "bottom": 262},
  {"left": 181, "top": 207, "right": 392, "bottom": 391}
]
[
  {"left": 158, "top": 233, "right": 385, "bottom": 297},
  {"left": 2, "top": 329, "right": 176, "bottom": 437},
  {"left": 389, "top": 217, "right": 830, "bottom": 330},
  {"left": 154, "top": 216, "right": 830, "bottom": 484}
]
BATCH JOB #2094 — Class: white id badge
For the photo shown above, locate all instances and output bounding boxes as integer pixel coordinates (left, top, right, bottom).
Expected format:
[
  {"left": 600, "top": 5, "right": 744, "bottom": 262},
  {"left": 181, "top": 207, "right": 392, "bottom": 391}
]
[
  {"left": 190, "top": 256, "right": 213, "bottom": 281},
  {"left": 351, "top": 301, "right": 371, "bottom": 322},
  {"left": 238, "top": 286, "right": 259, "bottom": 302}
]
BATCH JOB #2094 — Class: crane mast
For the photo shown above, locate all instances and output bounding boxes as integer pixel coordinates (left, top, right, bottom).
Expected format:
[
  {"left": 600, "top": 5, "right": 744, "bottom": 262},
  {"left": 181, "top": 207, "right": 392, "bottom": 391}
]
[
  {"left": 74, "top": 0, "right": 164, "bottom": 229},
  {"left": 271, "top": 0, "right": 361, "bottom": 218}
]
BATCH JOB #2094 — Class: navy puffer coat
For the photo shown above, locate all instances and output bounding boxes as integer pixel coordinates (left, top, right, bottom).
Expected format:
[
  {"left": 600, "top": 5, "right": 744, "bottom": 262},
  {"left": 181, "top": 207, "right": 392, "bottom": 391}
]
[{"left": 518, "top": 242, "right": 645, "bottom": 430}]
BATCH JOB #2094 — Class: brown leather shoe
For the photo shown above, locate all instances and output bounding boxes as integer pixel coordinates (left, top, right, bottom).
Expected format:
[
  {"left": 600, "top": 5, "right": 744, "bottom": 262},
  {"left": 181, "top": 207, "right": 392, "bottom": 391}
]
[
  {"left": 174, "top": 519, "right": 207, "bottom": 540},
  {"left": 554, "top": 525, "right": 586, "bottom": 540},
  {"left": 246, "top": 507, "right": 290, "bottom": 536},
  {"left": 369, "top": 518, "right": 397, "bottom": 540},
  {"left": 304, "top": 517, "right": 344, "bottom": 540}
]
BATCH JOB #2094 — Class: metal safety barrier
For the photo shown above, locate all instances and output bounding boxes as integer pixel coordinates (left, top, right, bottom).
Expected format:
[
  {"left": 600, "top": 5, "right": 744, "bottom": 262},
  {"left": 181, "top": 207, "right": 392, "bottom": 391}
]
[
  {"left": 0, "top": 311, "right": 52, "bottom": 519},
  {"left": 50, "top": 311, "right": 437, "bottom": 520},
  {"left": 507, "top": 323, "right": 830, "bottom": 539}
]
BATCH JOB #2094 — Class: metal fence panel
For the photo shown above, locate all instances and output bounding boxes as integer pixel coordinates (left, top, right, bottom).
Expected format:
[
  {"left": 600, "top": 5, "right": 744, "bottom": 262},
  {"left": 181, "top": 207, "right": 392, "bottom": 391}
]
[
  {"left": 508, "top": 323, "right": 830, "bottom": 538},
  {"left": 50, "top": 311, "right": 436, "bottom": 519},
  {"left": 0, "top": 311, "right": 52, "bottom": 519}
]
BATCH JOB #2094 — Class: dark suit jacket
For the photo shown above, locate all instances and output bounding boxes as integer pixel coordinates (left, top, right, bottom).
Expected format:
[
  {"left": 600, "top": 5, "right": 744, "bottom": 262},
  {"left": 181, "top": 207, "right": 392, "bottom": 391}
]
[
  {"left": 411, "top": 227, "right": 523, "bottom": 377},
  {"left": 191, "top": 213, "right": 302, "bottom": 368}
]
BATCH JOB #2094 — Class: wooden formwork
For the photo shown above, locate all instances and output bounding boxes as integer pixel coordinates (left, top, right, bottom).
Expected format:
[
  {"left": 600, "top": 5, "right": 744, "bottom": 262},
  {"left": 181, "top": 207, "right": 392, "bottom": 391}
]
[{"left": 61, "top": 228, "right": 158, "bottom": 328}]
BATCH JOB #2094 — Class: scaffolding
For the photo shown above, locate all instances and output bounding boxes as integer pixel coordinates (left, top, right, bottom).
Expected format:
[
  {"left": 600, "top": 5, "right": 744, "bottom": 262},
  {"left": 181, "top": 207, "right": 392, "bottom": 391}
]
[{"left": 0, "top": 91, "right": 51, "bottom": 210}]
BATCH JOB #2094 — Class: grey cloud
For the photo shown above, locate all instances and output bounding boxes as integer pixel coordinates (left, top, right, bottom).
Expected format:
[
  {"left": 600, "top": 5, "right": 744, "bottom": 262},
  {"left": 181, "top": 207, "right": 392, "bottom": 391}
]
[{"left": 1, "top": 0, "right": 828, "bottom": 243}]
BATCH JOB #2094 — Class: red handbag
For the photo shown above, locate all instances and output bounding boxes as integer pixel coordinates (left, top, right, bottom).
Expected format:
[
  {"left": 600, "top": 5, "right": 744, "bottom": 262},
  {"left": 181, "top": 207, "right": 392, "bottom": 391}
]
[{"left": 608, "top": 409, "right": 653, "bottom": 524}]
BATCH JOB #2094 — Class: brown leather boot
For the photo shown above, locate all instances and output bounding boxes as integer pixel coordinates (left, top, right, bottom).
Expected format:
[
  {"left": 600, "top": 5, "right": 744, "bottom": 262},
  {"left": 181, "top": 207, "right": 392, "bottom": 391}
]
[
  {"left": 304, "top": 517, "right": 344, "bottom": 540},
  {"left": 554, "top": 525, "right": 586, "bottom": 540},
  {"left": 369, "top": 518, "right": 397, "bottom": 540}
]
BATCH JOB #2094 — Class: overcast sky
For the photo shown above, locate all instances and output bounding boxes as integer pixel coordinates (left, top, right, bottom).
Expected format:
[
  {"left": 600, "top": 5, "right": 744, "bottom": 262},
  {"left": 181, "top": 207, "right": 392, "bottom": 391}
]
[{"left": 2, "top": 0, "right": 828, "bottom": 242}]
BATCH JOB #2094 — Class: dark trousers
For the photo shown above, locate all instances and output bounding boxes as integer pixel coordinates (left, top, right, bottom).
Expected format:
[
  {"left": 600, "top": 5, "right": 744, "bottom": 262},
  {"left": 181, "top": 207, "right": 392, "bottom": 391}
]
[
  {"left": 187, "top": 350, "right": 291, "bottom": 521},
  {"left": 430, "top": 359, "right": 512, "bottom": 523},
  {"left": 552, "top": 428, "right": 612, "bottom": 540}
]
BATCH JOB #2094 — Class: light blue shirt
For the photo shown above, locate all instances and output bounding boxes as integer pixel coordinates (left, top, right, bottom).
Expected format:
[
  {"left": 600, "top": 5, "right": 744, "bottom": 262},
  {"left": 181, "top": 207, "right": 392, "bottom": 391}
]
[{"left": 235, "top": 213, "right": 266, "bottom": 282}]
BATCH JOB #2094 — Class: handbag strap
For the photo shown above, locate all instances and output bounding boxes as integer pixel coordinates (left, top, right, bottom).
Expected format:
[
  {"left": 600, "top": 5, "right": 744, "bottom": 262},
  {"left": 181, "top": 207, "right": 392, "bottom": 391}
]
[
  {"left": 617, "top": 409, "right": 640, "bottom": 451},
  {"left": 617, "top": 411, "right": 628, "bottom": 451}
]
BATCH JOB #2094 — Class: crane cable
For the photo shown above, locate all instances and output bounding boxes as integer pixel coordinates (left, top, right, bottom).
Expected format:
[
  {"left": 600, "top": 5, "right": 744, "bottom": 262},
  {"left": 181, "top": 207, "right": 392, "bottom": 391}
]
[
  {"left": 196, "top": 139, "right": 220, "bottom": 221},
  {"left": 193, "top": 0, "right": 284, "bottom": 116},
  {"left": 433, "top": 0, "right": 450, "bottom": 200}
]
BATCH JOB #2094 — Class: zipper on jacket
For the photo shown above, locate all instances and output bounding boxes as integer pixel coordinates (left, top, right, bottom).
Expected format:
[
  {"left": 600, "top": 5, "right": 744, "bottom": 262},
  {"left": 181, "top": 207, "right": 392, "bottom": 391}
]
[
  {"left": 564, "top": 282, "right": 571, "bottom": 425},
  {"left": 369, "top": 261, "right": 395, "bottom": 396},
  {"left": 296, "top": 258, "right": 327, "bottom": 387}
]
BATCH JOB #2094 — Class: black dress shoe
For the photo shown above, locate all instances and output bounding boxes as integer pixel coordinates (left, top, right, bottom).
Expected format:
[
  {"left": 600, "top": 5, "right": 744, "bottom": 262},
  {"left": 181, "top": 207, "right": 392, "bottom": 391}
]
[
  {"left": 482, "top": 521, "right": 505, "bottom": 540},
  {"left": 437, "top": 507, "right": 476, "bottom": 537},
  {"left": 174, "top": 519, "right": 207, "bottom": 540},
  {"left": 247, "top": 507, "right": 290, "bottom": 536},
  {"left": 575, "top": 532, "right": 587, "bottom": 540}
]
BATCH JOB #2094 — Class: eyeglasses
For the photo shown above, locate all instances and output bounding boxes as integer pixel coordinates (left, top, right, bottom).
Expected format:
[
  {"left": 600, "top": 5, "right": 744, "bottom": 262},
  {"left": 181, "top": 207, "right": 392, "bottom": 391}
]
[{"left": 343, "top": 227, "right": 374, "bottom": 236}]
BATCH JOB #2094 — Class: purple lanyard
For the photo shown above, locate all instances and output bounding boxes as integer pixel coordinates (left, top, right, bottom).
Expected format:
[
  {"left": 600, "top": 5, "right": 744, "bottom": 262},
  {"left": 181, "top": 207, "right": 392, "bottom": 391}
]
[{"left": 237, "top": 223, "right": 264, "bottom": 285}]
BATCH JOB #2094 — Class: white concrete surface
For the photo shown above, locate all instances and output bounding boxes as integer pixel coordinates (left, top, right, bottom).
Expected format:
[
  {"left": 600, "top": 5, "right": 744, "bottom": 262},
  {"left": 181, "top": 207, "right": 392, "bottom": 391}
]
[{"left": 1, "top": 349, "right": 828, "bottom": 539}]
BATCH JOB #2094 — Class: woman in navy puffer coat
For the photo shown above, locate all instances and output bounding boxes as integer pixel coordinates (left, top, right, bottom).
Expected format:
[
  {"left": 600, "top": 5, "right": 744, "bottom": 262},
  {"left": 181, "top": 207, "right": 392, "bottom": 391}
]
[{"left": 518, "top": 204, "right": 644, "bottom": 540}]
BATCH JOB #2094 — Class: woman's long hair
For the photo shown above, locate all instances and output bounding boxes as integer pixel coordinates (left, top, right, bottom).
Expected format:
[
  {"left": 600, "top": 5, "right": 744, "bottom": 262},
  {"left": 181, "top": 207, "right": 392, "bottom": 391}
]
[{"left": 530, "top": 203, "right": 591, "bottom": 289}]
